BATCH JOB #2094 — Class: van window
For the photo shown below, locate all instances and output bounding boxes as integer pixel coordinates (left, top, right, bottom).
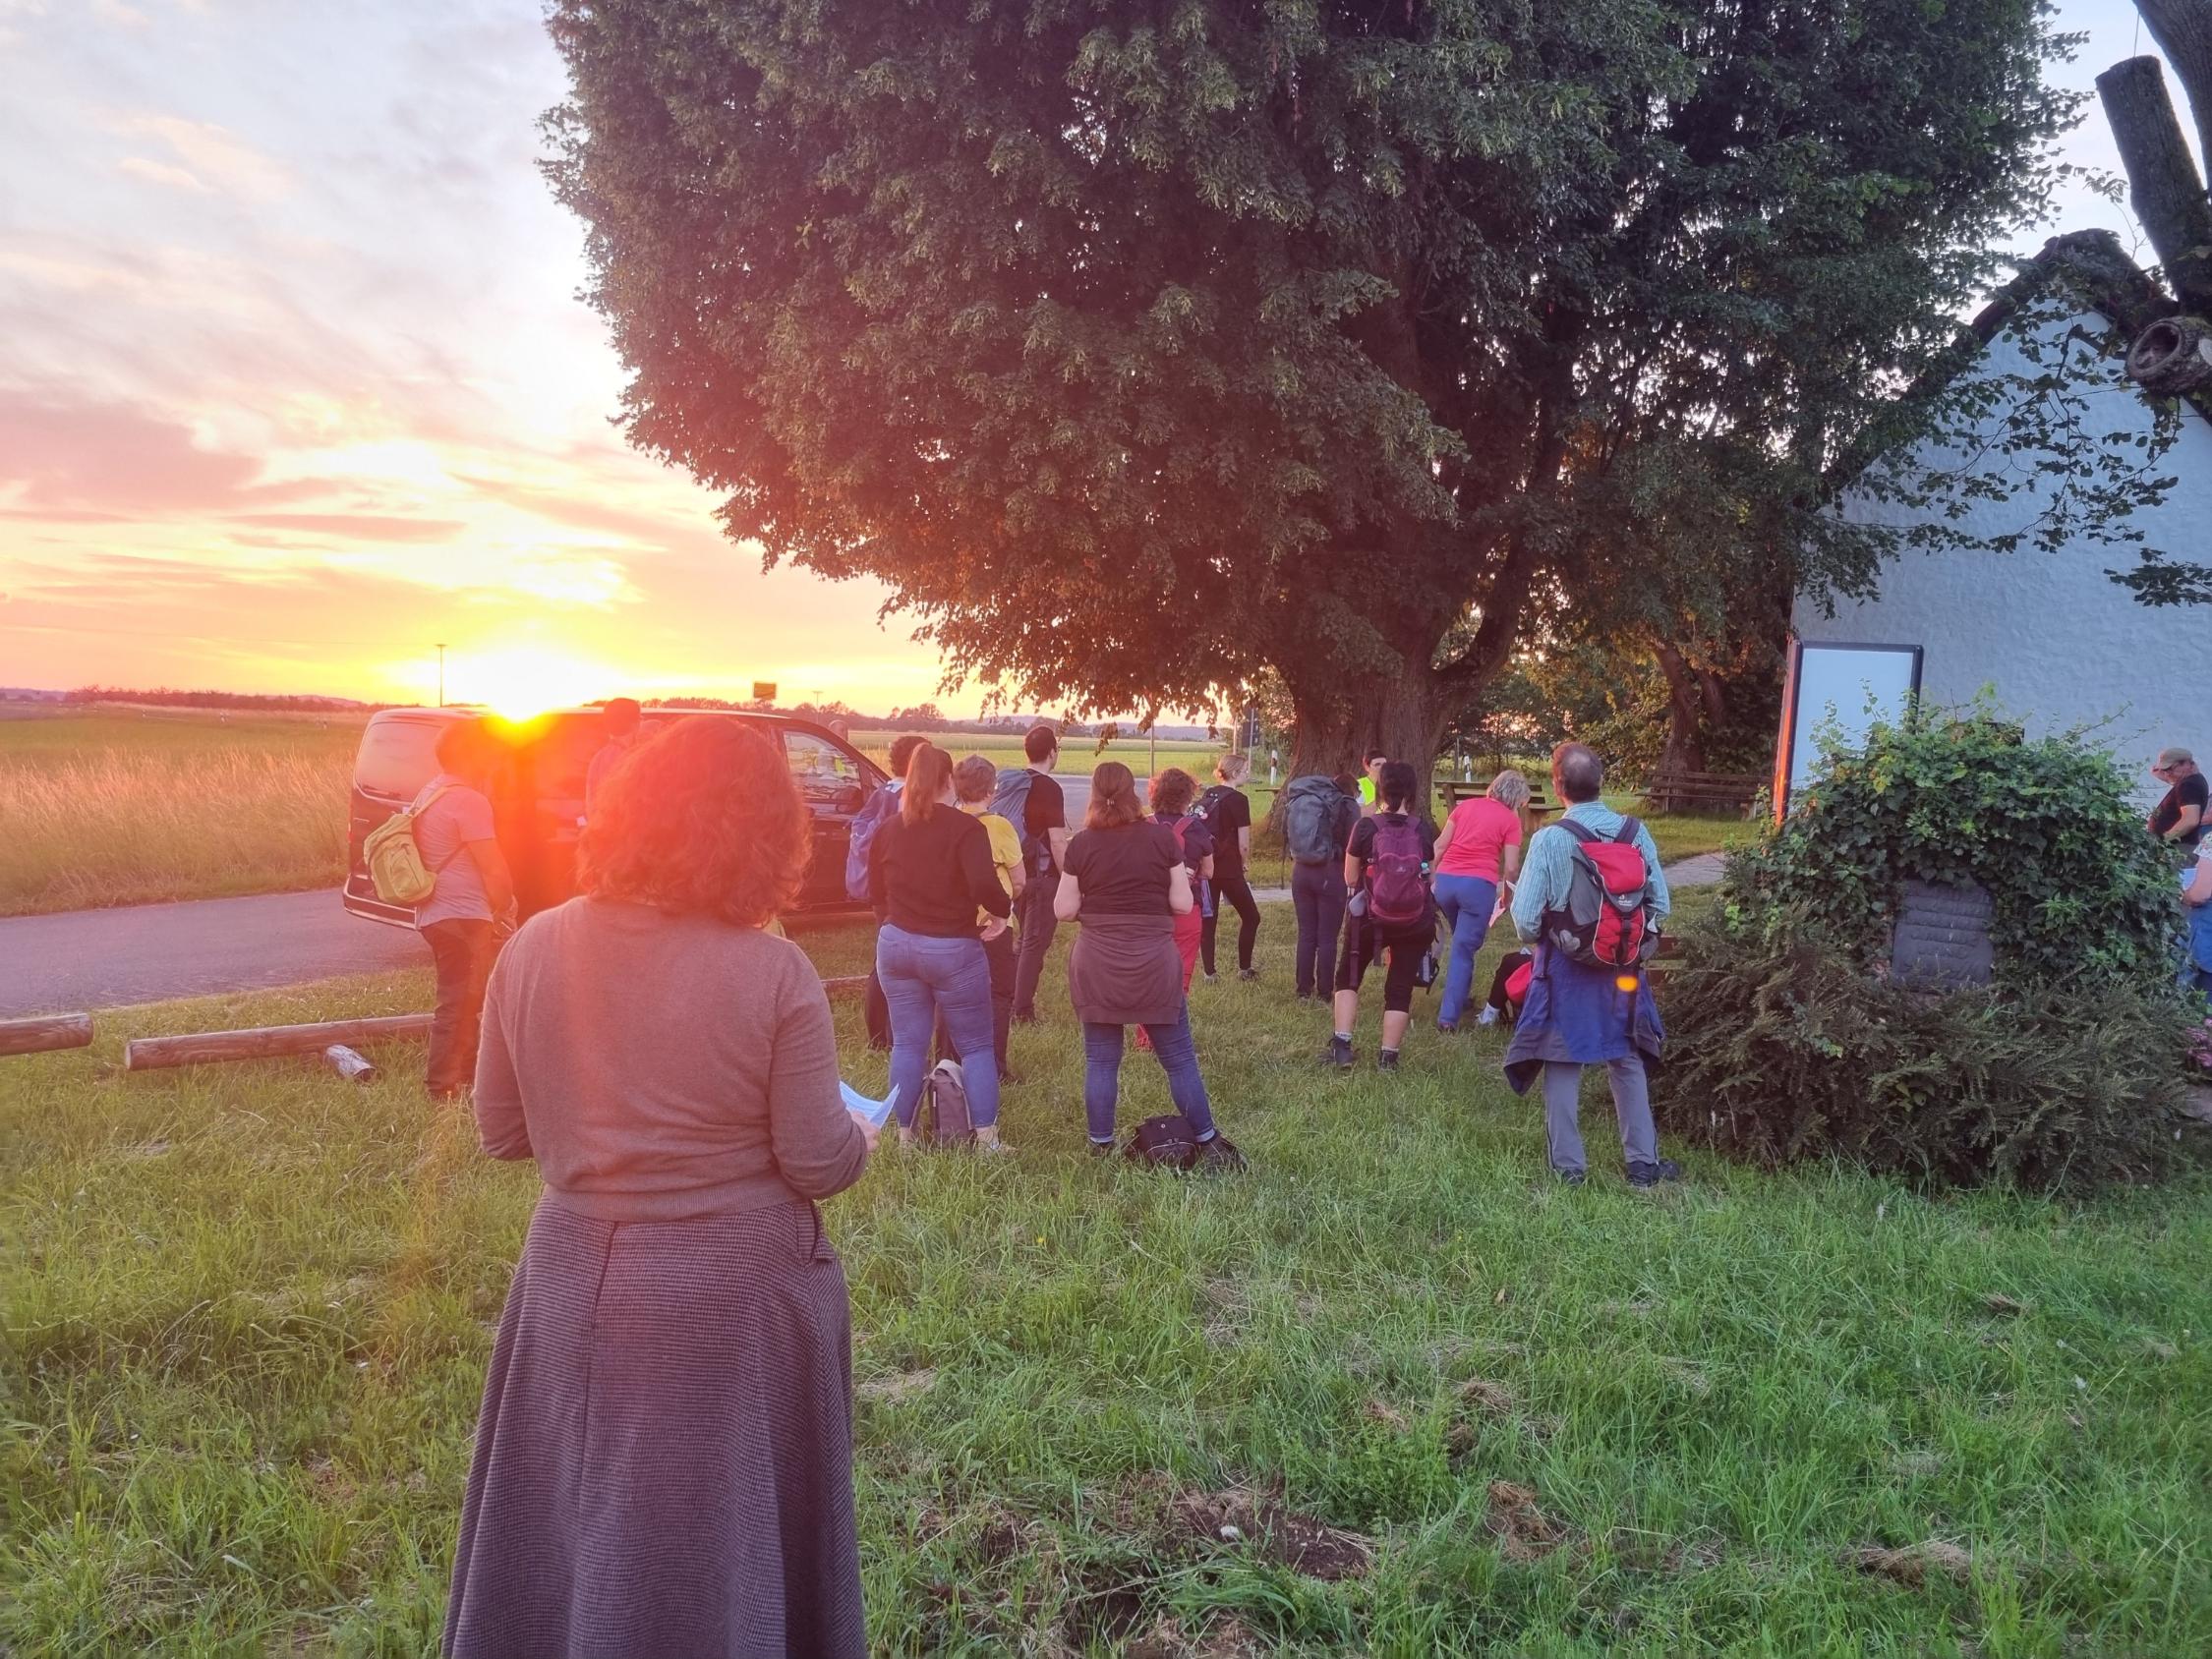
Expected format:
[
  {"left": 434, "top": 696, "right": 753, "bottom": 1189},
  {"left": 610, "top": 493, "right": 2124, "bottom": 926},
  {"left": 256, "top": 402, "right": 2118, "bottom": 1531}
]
[
  {"left": 354, "top": 715, "right": 447, "bottom": 800},
  {"left": 785, "top": 730, "right": 861, "bottom": 795}
]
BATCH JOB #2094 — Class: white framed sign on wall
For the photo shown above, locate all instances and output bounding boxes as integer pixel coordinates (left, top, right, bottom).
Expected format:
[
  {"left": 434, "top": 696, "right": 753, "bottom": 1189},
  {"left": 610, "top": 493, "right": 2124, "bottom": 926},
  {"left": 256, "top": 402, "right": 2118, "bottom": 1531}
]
[{"left": 1771, "top": 640, "right": 1924, "bottom": 818}]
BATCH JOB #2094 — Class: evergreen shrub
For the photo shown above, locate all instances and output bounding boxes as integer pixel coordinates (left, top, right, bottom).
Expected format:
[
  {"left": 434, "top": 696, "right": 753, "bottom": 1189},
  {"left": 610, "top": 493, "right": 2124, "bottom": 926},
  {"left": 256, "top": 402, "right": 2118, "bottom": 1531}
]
[{"left": 1654, "top": 715, "right": 2201, "bottom": 1189}]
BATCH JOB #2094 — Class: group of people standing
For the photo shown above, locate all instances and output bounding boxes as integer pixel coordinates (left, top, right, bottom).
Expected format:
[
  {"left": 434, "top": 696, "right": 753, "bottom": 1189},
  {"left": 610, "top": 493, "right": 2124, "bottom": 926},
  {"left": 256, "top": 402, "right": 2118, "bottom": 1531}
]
[
  {"left": 424, "top": 712, "right": 1693, "bottom": 1658},
  {"left": 862, "top": 723, "right": 1247, "bottom": 1166}
]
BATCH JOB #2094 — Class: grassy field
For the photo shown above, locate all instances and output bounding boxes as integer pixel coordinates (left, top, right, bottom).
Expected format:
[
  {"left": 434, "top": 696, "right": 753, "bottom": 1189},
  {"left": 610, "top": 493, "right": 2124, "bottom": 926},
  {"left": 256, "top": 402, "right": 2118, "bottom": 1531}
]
[
  {"left": 5, "top": 906, "right": 2206, "bottom": 1656},
  {"left": 0, "top": 713, "right": 359, "bottom": 917}
]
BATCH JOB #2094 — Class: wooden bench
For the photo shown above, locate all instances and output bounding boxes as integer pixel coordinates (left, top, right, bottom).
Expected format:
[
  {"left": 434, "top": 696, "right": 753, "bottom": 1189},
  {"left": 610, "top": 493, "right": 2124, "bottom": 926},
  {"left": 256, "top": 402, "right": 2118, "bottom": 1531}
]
[
  {"left": 1641, "top": 769, "right": 1762, "bottom": 817},
  {"left": 1442, "top": 775, "right": 1561, "bottom": 823}
]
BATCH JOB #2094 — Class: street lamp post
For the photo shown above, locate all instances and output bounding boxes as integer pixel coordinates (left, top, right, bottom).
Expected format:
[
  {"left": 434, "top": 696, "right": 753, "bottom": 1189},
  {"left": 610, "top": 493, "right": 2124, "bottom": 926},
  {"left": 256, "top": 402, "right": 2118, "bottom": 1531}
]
[{"left": 435, "top": 643, "right": 446, "bottom": 708}]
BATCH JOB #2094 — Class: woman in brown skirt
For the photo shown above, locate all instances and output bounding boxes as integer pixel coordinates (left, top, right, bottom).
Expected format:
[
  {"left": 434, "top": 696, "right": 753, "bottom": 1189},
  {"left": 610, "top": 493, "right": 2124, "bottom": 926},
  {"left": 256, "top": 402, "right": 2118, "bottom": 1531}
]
[
  {"left": 445, "top": 716, "right": 878, "bottom": 1659},
  {"left": 1055, "top": 762, "right": 1243, "bottom": 1168}
]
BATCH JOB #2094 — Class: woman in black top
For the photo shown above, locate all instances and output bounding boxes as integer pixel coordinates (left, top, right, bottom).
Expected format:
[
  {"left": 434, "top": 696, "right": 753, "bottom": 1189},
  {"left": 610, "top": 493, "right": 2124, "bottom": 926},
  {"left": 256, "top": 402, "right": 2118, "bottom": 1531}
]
[
  {"left": 1055, "top": 763, "right": 1242, "bottom": 1168},
  {"left": 1198, "top": 753, "right": 1261, "bottom": 980},
  {"left": 869, "top": 745, "right": 1014, "bottom": 1148},
  {"left": 1327, "top": 761, "right": 1438, "bottom": 1072}
]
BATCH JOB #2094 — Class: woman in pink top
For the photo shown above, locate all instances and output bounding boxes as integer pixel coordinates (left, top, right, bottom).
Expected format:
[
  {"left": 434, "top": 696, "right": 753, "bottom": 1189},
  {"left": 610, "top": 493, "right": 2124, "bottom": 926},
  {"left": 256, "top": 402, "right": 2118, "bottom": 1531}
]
[{"left": 1430, "top": 770, "right": 1530, "bottom": 1033}]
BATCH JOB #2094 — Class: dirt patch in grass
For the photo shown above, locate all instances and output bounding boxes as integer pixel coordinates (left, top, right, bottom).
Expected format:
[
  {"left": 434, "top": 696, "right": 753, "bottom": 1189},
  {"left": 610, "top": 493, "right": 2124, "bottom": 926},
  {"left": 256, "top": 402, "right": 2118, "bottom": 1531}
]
[
  {"left": 858, "top": 1366, "right": 938, "bottom": 1402},
  {"left": 1844, "top": 1539, "right": 1974, "bottom": 1587},
  {"left": 1485, "top": 1480, "right": 1575, "bottom": 1564},
  {"left": 1175, "top": 1485, "right": 1374, "bottom": 1581},
  {"left": 1124, "top": 1615, "right": 1264, "bottom": 1659}
]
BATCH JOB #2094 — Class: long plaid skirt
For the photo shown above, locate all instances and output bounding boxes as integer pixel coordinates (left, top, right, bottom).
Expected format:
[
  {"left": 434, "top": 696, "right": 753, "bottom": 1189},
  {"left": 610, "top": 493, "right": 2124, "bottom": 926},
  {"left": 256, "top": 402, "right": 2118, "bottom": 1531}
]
[{"left": 444, "top": 1196, "right": 863, "bottom": 1658}]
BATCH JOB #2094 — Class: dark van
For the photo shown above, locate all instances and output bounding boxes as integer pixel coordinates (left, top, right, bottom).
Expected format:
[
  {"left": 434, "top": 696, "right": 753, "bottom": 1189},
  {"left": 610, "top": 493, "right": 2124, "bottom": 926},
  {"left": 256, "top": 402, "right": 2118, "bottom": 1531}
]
[{"left": 343, "top": 707, "right": 886, "bottom": 927}]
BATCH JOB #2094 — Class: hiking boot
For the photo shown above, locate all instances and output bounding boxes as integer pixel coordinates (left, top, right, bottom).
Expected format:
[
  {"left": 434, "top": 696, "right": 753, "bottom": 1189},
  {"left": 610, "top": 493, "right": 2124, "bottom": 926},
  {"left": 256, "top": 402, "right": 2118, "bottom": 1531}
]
[
  {"left": 1325, "top": 1036, "right": 1356, "bottom": 1069},
  {"left": 1433, "top": 1020, "right": 1458, "bottom": 1037},
  {"left": 1088, "top": 1139, "right": 1117, "bottom": 1159},
  {"left": 1627, "top": 1158, "right": 1683, "bottom": 1189},
  {"left": 1238, "top": 968, "right": 1259, "bottom": 982},
  {"left": 1554, "top": 1167, "right": 1588, "bottom": 1187},
  {"left": 1377, "top": 1049, "right": 1401, "bottom": 1072},
  {"left": 1196, "top": 1134, "right": 1247, "bottom": 1173},
  {"left": 1012, "top": 1008, "right": 1039, "bottom": 1026},
  {"left": 997, "top": 1068, "right": 1025, "bottom": 1088},
  {"left": 1201, "top": 970, "right": 1219, "bottom": 982}
]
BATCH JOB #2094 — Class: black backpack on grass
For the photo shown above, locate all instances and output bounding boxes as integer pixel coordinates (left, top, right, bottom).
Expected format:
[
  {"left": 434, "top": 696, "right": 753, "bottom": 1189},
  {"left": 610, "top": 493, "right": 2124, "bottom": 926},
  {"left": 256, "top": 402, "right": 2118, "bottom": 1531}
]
[{"left": 1124, "top": 1114, "right": 1201, "bottom": 1170}]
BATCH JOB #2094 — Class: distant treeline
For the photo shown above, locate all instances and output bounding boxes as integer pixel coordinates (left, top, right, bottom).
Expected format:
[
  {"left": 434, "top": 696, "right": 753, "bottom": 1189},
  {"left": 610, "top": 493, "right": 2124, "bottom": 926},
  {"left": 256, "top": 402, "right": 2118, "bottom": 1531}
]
[{"left": 61, "top": 687, "right": 390, "bottom": 714}]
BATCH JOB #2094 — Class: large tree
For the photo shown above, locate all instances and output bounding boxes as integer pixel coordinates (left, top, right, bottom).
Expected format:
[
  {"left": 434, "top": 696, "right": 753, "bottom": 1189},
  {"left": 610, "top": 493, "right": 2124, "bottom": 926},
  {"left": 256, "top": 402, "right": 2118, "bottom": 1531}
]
[{"left": 546, "top": 0, "right": 2081, "bottom": 779}]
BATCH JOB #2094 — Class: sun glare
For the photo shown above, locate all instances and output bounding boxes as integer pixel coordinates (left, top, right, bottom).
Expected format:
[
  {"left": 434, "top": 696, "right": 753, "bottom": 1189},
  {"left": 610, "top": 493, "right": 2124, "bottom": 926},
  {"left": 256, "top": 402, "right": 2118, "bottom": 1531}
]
[{"left": 448, "top": 646, "right": 612, "bottom": 722}]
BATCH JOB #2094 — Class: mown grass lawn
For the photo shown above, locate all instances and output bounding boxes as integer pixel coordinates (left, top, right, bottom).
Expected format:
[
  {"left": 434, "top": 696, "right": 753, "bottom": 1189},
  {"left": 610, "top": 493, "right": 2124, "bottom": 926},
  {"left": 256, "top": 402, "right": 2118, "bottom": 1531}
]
[{"left": 5, "top": 907, "right": 2206, "bottom": 1656}]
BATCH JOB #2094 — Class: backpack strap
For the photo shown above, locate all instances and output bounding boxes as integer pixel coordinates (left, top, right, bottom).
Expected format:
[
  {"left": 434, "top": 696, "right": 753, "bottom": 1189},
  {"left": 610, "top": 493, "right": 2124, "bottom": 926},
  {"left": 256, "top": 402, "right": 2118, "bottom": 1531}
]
[
  {"left": 410, "top": 782, "right": 472, "bottom": 874},
  {"left": 1556, "top": 817, "right": 1599, "bottom": 845},
  {"left": 1613, "top": 816, "right": 1644, "bottom": 845}
]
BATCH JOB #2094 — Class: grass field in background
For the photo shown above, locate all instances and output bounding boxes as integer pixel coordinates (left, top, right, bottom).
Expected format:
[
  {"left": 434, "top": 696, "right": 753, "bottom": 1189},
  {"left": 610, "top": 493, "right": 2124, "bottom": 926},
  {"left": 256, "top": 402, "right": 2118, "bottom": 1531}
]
[
  {"left": 6, "top": 905, "right": 2207, "bottom": 1656},
  {"left": 0, "top": 713, "right": 359, "bottom": 917}
]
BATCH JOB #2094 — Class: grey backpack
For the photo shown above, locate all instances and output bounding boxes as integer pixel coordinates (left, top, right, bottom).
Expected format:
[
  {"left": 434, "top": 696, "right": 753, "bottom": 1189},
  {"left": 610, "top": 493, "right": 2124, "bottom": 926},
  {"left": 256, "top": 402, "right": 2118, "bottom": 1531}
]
[{"left": 918, "top": 1058, "right": 973, "bottom": 1144}]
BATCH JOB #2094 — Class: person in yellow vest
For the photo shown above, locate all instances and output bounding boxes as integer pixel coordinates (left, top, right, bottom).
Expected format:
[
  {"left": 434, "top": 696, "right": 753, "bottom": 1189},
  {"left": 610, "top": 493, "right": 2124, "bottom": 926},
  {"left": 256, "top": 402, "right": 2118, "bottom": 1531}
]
[{"left": 1357, "top": 750, "right": 1387, "bottom": 816}]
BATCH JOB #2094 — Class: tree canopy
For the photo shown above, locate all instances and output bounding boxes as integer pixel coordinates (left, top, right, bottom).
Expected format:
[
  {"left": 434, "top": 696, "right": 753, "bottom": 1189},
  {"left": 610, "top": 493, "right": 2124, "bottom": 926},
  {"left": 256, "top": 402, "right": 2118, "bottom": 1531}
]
[{"left": 548, "top": 0, "right": 2086, "bottom": 775}]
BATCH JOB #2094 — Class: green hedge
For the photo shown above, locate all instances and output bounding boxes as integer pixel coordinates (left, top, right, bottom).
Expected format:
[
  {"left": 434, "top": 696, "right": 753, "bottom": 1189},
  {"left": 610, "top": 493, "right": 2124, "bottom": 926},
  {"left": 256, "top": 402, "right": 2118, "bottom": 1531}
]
[{"left": 1656, "top": 715, "right": 2202, "bottom": 1190}]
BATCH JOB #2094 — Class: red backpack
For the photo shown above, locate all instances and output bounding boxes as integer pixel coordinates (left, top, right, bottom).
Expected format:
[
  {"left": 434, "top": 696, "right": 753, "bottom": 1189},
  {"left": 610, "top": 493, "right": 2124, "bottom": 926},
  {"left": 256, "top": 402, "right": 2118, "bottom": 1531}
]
[
  {"left": 1366, "top": 817, "right": 1429, "bottom": 926},
  {"left": 1543, "top": 819, "right": 1657, "bottom": 970}
]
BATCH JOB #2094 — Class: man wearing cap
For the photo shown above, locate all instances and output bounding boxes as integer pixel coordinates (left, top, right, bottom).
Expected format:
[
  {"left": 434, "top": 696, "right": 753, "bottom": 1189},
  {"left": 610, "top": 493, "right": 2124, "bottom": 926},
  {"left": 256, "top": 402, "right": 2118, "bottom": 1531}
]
[{"left": 2149, "top": 747, "right": 2207, "bottom": 852}]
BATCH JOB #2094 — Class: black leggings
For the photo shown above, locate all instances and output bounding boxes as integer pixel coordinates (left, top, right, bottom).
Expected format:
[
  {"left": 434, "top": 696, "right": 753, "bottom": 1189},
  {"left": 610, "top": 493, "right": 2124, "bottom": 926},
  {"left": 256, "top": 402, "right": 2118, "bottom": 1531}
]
[
  {"left": 1200, "top": 872, "right": 1260, "bottom": 973},
  {"left": 1336, "top": 916, "right": 1430, "bottom": 1014}
]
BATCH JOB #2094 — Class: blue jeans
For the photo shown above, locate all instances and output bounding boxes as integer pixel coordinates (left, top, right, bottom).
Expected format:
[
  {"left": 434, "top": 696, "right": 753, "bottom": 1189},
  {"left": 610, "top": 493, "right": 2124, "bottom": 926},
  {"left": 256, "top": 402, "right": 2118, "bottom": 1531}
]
[
  {"left": 876, "top": 925, "right": 1001, "bottom": 1129},
  {"left": 1432, "top": 874, "right": 1499, "bottom": 1027},
  {"left": 1083, "top": 1007, "right": 1216, "bottom": 1145}
]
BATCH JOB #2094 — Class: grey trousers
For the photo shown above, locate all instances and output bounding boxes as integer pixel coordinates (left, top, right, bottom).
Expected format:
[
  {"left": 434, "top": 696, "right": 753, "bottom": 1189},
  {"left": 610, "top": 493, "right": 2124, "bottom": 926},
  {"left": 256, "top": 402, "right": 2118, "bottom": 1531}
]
[{"left": 1542, "top": 1055, "right": 1658, "bottom": 1173}]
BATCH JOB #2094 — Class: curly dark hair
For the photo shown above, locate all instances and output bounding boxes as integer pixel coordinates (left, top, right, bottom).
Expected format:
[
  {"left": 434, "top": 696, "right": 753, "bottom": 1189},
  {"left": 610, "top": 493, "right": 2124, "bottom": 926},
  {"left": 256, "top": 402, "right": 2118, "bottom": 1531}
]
[
  {"left": 577, "top": 715, "right": 808, "bottom": 927},
  {"left": 1147, "top": 766, "right": 1197, "bottom": 816}
]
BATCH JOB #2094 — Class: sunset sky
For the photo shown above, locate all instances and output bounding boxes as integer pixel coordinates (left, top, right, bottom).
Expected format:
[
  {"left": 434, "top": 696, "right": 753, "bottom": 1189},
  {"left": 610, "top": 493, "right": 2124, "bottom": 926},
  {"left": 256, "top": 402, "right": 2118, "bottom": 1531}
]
[{"left": 0, "top": 0, "right": 2182, "bottom": 712}]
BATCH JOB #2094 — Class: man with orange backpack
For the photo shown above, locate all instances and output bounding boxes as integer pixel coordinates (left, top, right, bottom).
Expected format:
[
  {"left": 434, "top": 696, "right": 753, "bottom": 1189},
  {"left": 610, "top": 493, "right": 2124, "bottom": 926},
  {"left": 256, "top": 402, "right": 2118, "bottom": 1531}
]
[{"left": 1503, "top": 743, "right": 1678, "bottom": 1187}]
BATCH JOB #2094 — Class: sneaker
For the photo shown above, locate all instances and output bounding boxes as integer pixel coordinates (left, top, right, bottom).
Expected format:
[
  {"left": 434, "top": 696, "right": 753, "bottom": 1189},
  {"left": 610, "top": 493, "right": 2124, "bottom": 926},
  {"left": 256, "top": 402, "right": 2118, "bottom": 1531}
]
[
  {"left": 1238, "top": 968, "right": 1259, "bottom": 982},
  {"left": 997, "top": 1068, "right": 1025, "bottom": 1088},
  {"left": 1325, "top": 1036, "right": 1356, "bottom": 1069},
  {"left": 1433, "top": 1020, "right": 1458, "bottom": 1037},
  {"left": 1012, "top": 1009, "right": 1039, "bottom": 1026},
  {"left": 1201, "top": 970, "right": 1219, "bottom": 982},
  {"left": 1627, "top": 1159, "right": 1683, "bottom": 1189},
  {"left": 1088, "top": 1139, "right": 1117, "bottom": 1159},
  {"left": 1196, "top": 1134, "right": 1247, "bottom": 1173},
  {"left": 1554, "top": 1167, "right": 1588, "bottom": 1186},
  {"left": 1477, "top": 1007, "right": 1500, "bottom": 1027},
  {"left": 1377, "top": 1049, "right": 1401, "bottom": 1072}
]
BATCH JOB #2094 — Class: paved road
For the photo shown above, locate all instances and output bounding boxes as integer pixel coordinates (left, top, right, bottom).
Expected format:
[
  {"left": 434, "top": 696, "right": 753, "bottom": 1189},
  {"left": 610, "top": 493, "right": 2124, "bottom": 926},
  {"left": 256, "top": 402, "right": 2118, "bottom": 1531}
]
[{"left": 0, "top": 889, "right": 423, "bottom": 1018}]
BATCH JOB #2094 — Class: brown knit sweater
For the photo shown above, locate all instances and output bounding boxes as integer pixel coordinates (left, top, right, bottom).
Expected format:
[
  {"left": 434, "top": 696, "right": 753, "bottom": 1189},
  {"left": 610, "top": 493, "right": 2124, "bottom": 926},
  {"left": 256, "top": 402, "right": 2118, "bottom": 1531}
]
[{"left": 473, "top": 897, "right": 868, "bottom": 1220}]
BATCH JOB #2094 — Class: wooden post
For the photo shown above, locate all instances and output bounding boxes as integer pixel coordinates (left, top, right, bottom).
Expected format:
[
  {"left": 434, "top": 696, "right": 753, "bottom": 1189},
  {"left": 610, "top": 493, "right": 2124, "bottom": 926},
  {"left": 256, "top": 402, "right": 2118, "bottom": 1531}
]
[
  {"left": 0, "top": 1013, "right": 93, "bottom": 1057},
  {"left": 126, "top": 1014, "right": 432, "bottom": 1072},
  {"left": 2134, "top": 0, "right": 2212, "bottom": 182},
  {"left": 2097, "top": 57, "right": 2212, "bottom": 316}
]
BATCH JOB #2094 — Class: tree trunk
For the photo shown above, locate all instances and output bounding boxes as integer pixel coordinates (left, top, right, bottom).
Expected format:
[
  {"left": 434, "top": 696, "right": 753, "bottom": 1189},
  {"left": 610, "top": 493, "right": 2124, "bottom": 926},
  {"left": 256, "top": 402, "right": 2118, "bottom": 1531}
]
[
  {"left": 1652, "top": 639, "right": 1710, "bottom": 776},
  {"left": 1282, "top": 667, "right": 1451, "bottom": 813},
  {"left": 2097, "top": 56, "right": 2212, "bottom": 315},
  {"left": 2134, "top": 0, "right": 2212, "bottom": 179}
]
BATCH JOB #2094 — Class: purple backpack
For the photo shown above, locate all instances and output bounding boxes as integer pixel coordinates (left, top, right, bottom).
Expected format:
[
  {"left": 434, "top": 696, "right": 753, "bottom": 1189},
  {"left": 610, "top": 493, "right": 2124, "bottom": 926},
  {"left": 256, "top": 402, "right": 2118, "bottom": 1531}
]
[{"left": 1367, "top": 818, "right": 1428, "bottom": 926}]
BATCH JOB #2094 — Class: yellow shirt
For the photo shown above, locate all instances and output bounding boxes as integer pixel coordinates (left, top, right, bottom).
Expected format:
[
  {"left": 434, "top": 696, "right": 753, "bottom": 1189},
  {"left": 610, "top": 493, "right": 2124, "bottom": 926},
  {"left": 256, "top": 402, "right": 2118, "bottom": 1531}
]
[{"left": 962, "top": 805, "right": 1020, "bottom": 924}]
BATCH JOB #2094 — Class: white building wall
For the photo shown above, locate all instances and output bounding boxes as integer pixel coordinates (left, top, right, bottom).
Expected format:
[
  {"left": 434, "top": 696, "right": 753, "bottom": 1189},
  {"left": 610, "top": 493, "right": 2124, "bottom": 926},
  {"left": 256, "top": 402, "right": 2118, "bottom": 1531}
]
[{"left": 1796, "top": 307, "right": 2212, "bottom": 805}]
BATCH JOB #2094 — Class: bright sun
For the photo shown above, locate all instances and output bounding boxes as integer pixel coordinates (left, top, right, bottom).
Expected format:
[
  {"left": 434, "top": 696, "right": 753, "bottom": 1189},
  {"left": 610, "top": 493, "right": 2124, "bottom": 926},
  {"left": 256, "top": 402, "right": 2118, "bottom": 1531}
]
[{"left": 449, "top": 646, "right": 612, "bottom": 721}]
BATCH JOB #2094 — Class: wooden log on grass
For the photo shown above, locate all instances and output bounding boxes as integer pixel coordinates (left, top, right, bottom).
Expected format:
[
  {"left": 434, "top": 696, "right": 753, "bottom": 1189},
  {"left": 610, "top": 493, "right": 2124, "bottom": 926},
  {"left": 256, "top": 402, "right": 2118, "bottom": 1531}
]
[
  {"left": 126, "top": 1013, "right": 432, "bottom": 1072},
  {"left": 125, "top": 978, "right": 870, "bottom": 1071},
  {"left": 0, "top": 1013, "right": 93, "bottom": 1057}
]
